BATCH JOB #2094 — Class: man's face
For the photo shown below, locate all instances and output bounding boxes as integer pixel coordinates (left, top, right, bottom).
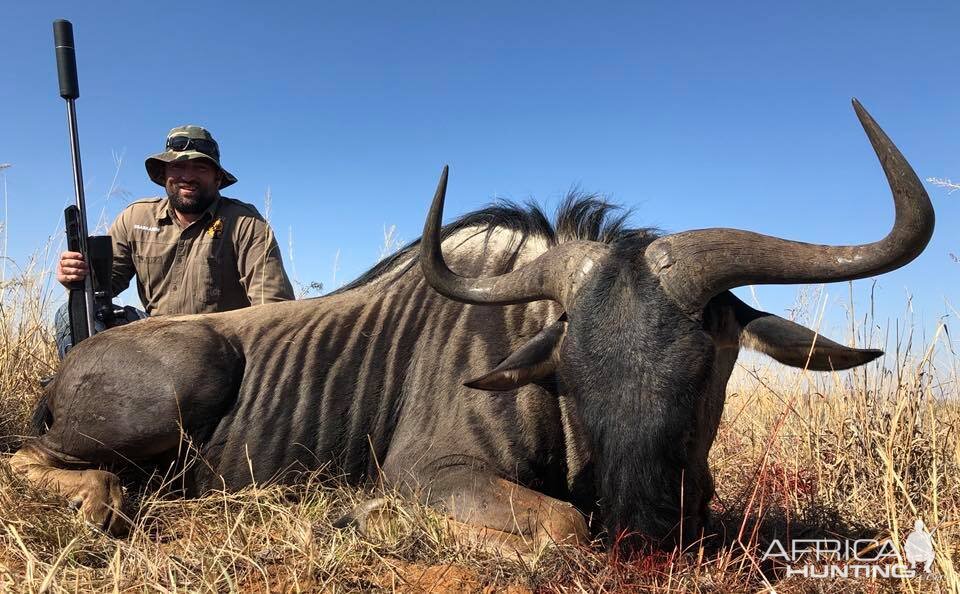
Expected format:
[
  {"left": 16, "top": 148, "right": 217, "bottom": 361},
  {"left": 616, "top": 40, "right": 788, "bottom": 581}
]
[{"left": 165, "top": 159, "right": 221, "bottom": 214}]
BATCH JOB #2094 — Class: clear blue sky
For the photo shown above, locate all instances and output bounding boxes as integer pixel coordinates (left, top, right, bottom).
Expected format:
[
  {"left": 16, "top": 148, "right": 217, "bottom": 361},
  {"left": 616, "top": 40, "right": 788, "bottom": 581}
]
[{"left": 2, "top": 2, "right": 957, "bottom": 355}]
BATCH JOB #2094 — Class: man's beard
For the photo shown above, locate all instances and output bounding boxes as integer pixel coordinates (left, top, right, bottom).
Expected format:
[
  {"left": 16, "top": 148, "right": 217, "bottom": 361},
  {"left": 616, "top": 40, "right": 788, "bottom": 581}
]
[{"left": 167, "top": 184, "right": 218, "bottom": 214}]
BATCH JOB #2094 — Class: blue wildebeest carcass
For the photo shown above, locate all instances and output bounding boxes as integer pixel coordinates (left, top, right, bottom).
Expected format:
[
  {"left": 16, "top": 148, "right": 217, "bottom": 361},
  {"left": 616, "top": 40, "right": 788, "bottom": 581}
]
[{"left": 10, "top": 101, "right": 934, "bottom": 553}]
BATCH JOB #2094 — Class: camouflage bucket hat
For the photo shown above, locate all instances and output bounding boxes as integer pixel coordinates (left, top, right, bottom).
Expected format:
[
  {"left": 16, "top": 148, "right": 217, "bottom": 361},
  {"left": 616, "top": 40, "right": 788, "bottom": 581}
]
[{"left": 144, "top": 125, "right": 237, "bottom": 189}]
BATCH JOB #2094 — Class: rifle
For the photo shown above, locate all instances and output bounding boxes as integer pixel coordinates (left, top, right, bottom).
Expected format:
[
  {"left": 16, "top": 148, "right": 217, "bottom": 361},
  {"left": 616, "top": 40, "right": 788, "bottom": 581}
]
[{"left": 54, "top": 20, "right": 126, "bottom": 346}]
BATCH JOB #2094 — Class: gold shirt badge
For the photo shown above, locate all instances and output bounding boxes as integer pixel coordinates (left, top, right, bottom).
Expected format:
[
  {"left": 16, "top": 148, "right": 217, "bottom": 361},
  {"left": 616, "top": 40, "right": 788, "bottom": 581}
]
[{"left": 207, "top": 218, "right": 224, "bottom": 238}]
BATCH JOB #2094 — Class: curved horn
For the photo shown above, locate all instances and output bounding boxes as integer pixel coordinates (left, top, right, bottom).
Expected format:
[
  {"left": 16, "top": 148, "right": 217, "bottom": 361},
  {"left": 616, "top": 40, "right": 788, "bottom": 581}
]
[
  {"left": 420, "top": 166, "right": 607, "bottom": 308},
  {"left": 645, "top": 99, "right": 935, "bottom": 314}
]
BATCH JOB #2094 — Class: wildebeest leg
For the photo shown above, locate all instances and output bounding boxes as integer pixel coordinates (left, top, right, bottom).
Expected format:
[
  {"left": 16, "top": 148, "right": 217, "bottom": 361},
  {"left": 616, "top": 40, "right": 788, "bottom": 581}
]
[
  {"left": 9, "top": 442, "right": 126, "bottom": 535},
  {"left": 341, "top": 474, "right": 588, "bottom": 558},
  {"left": 355, "top": 464, "right": 589, "bottom": 556},
  {"left": 429, "top": 471, "right": 589, "bottom": 555},
  {"left": 337, "top": 495, "right": 550, "bottom": 556},
  {"left": 443, "top": 513, "right": 585, "bottom": 559}
]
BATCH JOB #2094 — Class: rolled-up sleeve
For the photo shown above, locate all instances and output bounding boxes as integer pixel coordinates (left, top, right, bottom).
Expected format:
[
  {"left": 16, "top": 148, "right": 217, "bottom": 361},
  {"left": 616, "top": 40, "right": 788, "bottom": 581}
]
[{"left": 234, "top": 215, "right": 295, "bottom": 305}]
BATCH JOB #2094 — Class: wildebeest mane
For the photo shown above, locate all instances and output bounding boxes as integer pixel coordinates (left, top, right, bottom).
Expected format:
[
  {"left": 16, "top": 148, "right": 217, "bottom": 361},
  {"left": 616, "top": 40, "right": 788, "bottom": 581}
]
[{"left": 336, "top": 192, "right": 658, "bottom": 294}]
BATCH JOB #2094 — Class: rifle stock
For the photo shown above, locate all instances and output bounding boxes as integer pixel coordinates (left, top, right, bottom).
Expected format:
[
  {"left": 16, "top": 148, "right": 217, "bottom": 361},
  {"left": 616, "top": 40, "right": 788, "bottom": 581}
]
[{"left": 64, "top": 205, "right": 90, "bottom": 344}]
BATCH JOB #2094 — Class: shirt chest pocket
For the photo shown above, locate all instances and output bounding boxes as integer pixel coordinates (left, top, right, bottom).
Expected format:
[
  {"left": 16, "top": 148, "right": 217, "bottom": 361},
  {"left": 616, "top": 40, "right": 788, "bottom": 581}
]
[
  {"left": 199, "top": 254, "right": 221, "bottom": 305},
  {"left": 194, "top": 236, "right": 224, "bottom": 306},
  {"left": 133, "top": 242, "right": 177, "bottom": 301}
]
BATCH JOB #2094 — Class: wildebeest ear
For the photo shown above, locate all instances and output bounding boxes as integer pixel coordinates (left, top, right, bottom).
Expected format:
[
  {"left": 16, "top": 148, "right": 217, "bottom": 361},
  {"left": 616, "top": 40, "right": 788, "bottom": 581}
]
[
  {"left": 465, "top": 316, "right": 567, "bottom": 391},
  {"left": 729, "top": 295, "right": 883, "bottom": 371}
]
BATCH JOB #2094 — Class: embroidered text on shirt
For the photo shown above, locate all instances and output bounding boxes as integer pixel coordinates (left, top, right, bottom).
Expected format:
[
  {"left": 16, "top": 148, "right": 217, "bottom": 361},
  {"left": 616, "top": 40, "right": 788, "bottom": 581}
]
[{"left": 134, "top": 224, "right": 161, "bottom": 233}]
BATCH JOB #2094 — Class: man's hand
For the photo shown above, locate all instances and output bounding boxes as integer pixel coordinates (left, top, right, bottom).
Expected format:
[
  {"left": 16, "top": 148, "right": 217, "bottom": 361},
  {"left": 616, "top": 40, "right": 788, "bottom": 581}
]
[{"left": 57, "top": 251, "right": 88, "bottom": 287}]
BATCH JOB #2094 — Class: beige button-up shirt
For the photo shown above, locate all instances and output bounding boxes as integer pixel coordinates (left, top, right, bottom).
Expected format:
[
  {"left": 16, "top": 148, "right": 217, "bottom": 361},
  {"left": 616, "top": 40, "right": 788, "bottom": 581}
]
[{"left": 109, "top": 195, "right": 294, "bottom": 316}]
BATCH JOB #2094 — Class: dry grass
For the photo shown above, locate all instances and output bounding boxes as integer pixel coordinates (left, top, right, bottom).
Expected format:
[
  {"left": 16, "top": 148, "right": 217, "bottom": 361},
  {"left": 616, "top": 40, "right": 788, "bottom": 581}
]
[
  {"left": 0, "top": 259, "right": 957, "bottom": 593},
  {"left": 0, "top": 247, "right": 59, "bottom": 452}
]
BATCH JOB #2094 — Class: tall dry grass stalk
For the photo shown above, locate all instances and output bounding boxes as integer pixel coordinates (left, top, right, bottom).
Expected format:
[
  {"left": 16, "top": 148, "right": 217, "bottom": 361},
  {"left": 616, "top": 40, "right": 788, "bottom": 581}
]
[{"left": 0, "top": 264, "right": 956, "bottom": 591}]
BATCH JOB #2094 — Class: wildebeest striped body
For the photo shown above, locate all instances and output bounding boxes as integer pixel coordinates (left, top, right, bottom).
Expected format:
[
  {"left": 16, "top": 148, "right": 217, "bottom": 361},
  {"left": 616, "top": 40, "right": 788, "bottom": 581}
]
[{"left": 189, "top": 232, "right": 576, "bottom": 500}]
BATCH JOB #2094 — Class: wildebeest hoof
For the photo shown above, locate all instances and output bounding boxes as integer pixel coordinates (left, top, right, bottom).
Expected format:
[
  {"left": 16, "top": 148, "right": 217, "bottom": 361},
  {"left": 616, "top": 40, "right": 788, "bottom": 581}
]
[
  {"left": 334, "top": 497, "right": 401, "bottom": 538},
  {"left": 71, "top": 469, "right": 128, "bottom": 537}
]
